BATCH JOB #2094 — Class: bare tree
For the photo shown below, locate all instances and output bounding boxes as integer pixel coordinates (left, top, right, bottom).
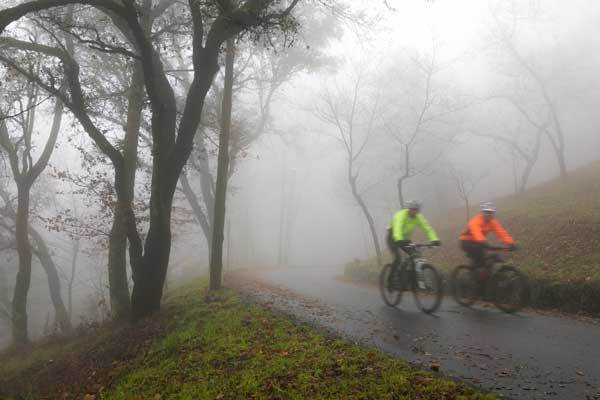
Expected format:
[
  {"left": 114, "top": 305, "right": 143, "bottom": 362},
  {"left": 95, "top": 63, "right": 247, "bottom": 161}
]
[
  {"left": 0, "top": 57, "right": 70, "bottom": 343},
  {"left": 490, "top": 1, "right": 568, "bottom": 180},
  {"left": 469, "top": 109, "right": 547, "bottom": 194},
  {"left": 383, "top": 46, "right": 462, "bottom": 207},
  {"left": 180, "top": 14, "right": 334, "bottom": 259},
  {"left": 448, "top": 165, "right": 488, "bottom": 222},
  {"left": 315, "top": 71, "right": 383, "bottom": 266}
]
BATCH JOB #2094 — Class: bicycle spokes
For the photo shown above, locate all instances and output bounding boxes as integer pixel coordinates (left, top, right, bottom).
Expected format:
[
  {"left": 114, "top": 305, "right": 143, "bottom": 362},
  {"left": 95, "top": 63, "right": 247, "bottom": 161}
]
[
  {"left": 493, "top": 266, "right": 527, "bottom": 313},
  {"left": 413, "top": 264, "right": 443, "bottom": 314},
  {"left": 451, "top": 266, "right": 477, "bottom": 307},
  {"left": 379, "top": 264, "right": 402, "bottom": 307}
]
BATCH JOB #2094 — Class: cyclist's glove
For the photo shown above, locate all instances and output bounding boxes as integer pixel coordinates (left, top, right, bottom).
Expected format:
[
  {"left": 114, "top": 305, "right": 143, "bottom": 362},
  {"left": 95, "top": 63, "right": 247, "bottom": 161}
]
[
  {"left": 508, "top": 244, "right": 518, "bottom": 251},
  {"left": 431, "top": 240, "right": 441, "bottom": 247}
]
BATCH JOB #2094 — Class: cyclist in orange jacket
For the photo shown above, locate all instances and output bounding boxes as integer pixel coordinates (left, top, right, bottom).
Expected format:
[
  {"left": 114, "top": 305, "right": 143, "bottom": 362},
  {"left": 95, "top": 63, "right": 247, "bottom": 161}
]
[{"left": 460, "top": 202, "right": 516, "bottom": 269}]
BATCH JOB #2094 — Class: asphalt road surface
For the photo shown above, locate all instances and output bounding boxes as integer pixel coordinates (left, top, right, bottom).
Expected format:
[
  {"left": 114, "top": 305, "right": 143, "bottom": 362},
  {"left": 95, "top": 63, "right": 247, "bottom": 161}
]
[{"left": 228, "top": 266, "right": 600, "bottom": 400}]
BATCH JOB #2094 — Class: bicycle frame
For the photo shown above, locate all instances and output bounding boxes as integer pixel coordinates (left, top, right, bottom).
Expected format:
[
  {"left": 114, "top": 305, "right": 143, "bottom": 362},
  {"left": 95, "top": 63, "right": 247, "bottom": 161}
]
[
  {"left": 468, "top": 247, "right": 512, "bottom": 275},
  {"left": 401, "top": 244, "right": 436, "bottom": 268}
]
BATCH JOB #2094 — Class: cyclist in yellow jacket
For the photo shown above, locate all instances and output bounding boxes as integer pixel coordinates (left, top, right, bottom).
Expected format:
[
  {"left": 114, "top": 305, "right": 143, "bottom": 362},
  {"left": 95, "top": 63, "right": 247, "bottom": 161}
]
[{"left": 386, "top": 200, "right": 441, "bottom": 266}]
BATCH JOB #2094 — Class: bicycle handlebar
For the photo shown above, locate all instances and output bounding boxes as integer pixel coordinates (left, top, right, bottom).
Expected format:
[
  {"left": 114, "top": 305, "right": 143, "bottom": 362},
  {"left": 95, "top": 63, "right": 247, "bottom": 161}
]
[
  {"left": 486, "top": 245, "right": 516, "bottom": 251},
  {"left": 408, "top": 243, "right": 437, "bottom": 249}
]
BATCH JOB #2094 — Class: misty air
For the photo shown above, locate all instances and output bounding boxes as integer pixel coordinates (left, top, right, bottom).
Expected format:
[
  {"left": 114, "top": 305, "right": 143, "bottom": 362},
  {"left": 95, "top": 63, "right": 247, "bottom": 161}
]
[{"left": 0, "top": 0, "right": 599, "bottom": 399}]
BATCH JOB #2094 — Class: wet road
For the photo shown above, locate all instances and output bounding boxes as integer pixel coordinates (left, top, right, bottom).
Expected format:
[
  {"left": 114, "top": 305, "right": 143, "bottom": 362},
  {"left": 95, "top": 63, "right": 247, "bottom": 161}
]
[{"left": 229, "top": 266, "right": 600, "bottom": 400}]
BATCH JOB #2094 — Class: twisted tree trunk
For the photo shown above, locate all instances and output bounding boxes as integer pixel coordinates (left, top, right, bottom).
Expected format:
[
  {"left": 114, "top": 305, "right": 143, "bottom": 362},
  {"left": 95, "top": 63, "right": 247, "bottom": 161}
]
[{"left": 30, "top": 226, "right": 70, "bottom": 332}]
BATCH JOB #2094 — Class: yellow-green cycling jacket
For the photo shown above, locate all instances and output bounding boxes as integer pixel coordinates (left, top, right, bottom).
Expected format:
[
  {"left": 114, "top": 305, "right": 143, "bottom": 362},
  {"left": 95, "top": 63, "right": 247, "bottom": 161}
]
[{"left": 391, "top": 209, "right": 439, "bottom": 242}]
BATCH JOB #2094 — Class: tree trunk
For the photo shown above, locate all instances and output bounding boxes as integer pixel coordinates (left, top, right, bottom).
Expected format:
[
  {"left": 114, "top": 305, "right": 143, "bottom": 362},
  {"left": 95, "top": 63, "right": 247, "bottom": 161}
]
[
  {"left": 107, "top": 62, "right": 144, "bottom": 321},
  {"left": 0, "top": 265, "right": 11, "bottom": 327},
  {"left": 277, "top": 158, "right": 286, "bottom": 267},
  {"left": 554, "top": 144, "right": 568, "bottom": 182},
  {"left": 397, "top": 144, "right": 411, "bottom": 207},
  {"left": 29, "top": 226, "right": 70, "bottom": 332},
  {"left": 543, "top": 125, "right": 567, "bottom": 182},
  {"left": 130, "top": 187, "right": 174, "bottom": 317},
  {"left": 180, "top": 172, "right": 211, "bottom": 244},
  {"left": 397, "top": 177, "right": 405, "bottom": 208},
  {"left": 283, "top": 171, "right": 297, "bottom": 267},
  {"left": 129, "top": 45, "right": 222, "bottom": 320},
  {"left": 107, "top": 205, "right": 132, "bottom": 320},
  {"left": 209, "top": 39, "right": 234, "bottom": 291},
  {"left": 197, "top": 132, "right": 216, "bottom": 227},
  {"left": 12, "top": 185, "right": 31, "bottom": 345},
  {"left": 543, "top": 91, "right": 568, "bottom": 182},
  {"left": 68, "top": 238, "right": 79, "bottom": 321},
  {"left": 350, "top": 176, "right": 382, "bottom": 266}
]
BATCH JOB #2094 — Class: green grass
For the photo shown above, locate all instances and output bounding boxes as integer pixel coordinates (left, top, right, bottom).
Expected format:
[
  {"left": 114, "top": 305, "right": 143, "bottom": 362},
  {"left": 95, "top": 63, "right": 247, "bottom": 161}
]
[{"left": 103, "top": 281, "right": 493, "bottom": 400}]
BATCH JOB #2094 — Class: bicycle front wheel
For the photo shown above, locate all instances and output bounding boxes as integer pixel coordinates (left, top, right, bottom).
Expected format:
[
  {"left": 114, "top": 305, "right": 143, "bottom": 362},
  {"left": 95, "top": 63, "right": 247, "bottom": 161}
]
[
  {"left": 379, "top": 263, "right": 403, "bottom": 307},
  {"left": 492, "top": 265, "right": 529, "bottom": 314},
  {"left": 412, "top": 263, "right": 443, "bottom": 314},
  {"left": 451, "top": 265, "right": 477, "bottom": 307}
]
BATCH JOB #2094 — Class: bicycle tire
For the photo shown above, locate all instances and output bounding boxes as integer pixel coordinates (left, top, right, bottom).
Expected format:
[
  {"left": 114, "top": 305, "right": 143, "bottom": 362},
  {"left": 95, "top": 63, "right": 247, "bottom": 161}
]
[
  {"left": 412, "top": 263, "right": 443, "bottom": 314},
  {"left": 491, "top": 265, "right": 529, "bottom": 314},
  {"left": 451, "top": 265, "right": 477, "bottom": 307},
  {"left": 379, "top": 263, "right": 402, "bottom": 306}
]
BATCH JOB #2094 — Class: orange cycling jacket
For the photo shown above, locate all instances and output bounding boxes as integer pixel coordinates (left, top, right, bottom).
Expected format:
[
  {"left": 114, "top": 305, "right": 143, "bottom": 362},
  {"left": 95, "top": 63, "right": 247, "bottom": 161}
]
[{"left": 459, "top": 214, "right": 514, "bottom": 245}]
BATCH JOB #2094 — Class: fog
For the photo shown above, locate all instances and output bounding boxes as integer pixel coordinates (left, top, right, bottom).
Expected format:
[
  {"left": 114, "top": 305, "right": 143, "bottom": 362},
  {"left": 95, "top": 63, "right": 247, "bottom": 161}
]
[{"left": 1, "top": 0, "right": 600, "bottom": 345}]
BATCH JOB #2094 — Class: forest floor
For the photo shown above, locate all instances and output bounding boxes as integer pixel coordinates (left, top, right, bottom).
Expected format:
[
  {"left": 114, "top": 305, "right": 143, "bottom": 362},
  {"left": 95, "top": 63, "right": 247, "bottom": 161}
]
[{"left": 0, "top": 279, "right": 494, "bottom": 400}]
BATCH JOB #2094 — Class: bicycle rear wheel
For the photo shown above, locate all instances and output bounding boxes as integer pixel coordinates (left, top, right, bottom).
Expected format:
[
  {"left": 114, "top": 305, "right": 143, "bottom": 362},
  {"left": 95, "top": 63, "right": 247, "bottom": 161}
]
[
  {"left": 412, "top": 263, "right": 443, "bottom": 314},
  {"left": 379, "top": 263, "right": 403, "bottom": 306},
  {"left": 492, "top": 265, "right": 528, "bottom": 313},
  {"left": 451, "top": 265, "right": 477, "bottom": 307}
]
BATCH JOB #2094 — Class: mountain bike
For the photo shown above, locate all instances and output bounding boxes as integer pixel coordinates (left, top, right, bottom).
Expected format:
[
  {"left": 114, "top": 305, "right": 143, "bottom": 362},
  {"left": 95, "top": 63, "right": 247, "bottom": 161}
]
[
  {"left": 451, "top": 246, "right": 529, "bottom": 313},
  {"left": 379, "top": 244, "right": 443, "bottom": 314}
]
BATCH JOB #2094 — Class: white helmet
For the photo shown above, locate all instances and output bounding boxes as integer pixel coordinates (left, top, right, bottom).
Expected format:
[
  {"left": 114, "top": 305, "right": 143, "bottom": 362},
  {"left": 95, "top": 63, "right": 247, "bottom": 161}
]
[
  {"left": 405, "top": 200, "right": 421, "bottom": 210},
  {"left": 480, "top": 202, "right": 497, "bottom": 212}
]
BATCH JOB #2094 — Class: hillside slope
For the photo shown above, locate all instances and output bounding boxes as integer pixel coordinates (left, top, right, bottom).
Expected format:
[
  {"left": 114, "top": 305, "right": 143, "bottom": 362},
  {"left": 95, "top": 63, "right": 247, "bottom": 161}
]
[
  {"left": 431, "top": 160, "right": 600, "bottom": 284},
  {"left": 345, "top": 161, "right": 600, "bottom": 314}
]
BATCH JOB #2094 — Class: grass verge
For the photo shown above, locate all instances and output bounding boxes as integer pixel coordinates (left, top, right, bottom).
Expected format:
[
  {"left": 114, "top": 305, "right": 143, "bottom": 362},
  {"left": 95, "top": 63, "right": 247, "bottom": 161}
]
[{"left": 0, "top": 280, "right": 494, "bottom": 400}]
